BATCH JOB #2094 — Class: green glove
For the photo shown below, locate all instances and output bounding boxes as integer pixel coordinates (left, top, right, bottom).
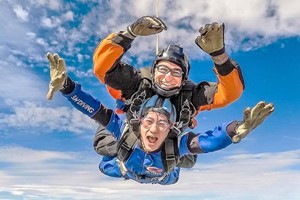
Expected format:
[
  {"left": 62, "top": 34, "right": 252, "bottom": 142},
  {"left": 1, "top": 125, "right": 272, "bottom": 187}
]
[
  {"left": 232, "top": 101, "right": 275, "bottom": 143},
  {"left": 127, "top": 16, "right": 167, "bottom": 38},
  {"left": 195, "top": 22, "right": 225, "bottom": 56},
  {"left": 46, "top": 52, "right": 67, "bottom": 100}
]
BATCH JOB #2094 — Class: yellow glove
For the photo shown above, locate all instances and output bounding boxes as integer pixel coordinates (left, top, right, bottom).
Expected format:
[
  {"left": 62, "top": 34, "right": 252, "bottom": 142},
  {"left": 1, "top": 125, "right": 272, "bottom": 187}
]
[
  {"left": 46, "top": 52, "right": 67, "bottom": 100},
  {"left": 195, "top": 22, "right": 225, "bottom": 56},
  {"left": 232, "top": 101, "right": 275, "bottom": 143},
  {"left": 126, "top": 16, "right": 167, "bottom": 38}
]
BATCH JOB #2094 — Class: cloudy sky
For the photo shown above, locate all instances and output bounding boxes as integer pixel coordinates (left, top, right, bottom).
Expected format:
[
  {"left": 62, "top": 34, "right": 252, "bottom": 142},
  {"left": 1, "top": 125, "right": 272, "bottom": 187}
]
[{"left": 0, "top": 0, "right": 300, "bottom": 199}]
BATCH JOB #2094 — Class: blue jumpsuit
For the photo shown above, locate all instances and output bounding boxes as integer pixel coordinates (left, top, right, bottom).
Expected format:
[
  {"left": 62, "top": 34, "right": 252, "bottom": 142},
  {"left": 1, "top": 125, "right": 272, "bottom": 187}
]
[{"left": 62, "top": 83, "right": 233, "bottom": 185}]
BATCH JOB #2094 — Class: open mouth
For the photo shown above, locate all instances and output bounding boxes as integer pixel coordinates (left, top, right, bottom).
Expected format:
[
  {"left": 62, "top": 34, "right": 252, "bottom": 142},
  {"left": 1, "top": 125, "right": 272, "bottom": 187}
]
[{"left": 147, "top": 136, "right": 158, "bottom": 144}]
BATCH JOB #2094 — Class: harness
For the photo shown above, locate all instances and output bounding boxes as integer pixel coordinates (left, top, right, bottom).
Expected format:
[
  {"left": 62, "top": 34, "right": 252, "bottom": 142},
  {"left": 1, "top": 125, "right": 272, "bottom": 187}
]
[
  {"left": 116, "top": 67, "right": 197, "bottom": 131},
  {"left": 122, "top": 68, "right": 155, "bottom": 120},
  {"left": 116, "top": 118, "right": 180, "bottom": 174},
  {"left": 115, "top": 67, "right": 198, "bottom": 173},
  {"left": 173, "top": 80, "right": 197, "bottom": 132}
]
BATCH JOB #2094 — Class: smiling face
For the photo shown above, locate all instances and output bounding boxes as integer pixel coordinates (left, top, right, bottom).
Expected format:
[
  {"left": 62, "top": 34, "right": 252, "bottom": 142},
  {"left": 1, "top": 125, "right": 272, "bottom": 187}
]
[
  {"left": 140, "top": 111, "right": 171, "bottom": 152},
  {"left": 153, "top": 60, "right": 183, "bottom": 90}
]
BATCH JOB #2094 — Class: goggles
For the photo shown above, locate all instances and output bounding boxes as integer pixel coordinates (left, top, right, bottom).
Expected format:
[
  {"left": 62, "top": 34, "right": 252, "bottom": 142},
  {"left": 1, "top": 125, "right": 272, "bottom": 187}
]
[
  {"left": 155, "top": 65, "right": 184, "bottom": 77},
  {"left": 141, "top": 115, "right": 171, "bottom": 132}
]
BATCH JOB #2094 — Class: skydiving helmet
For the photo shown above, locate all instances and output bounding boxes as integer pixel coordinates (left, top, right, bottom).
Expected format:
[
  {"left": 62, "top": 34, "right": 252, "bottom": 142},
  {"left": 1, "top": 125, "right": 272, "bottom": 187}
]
[
  {"left": 152, "top": 44, "right": 191, "bottom": 97},
  {"left": 138, "top": 95, "right": 177, "bottom": 125}
]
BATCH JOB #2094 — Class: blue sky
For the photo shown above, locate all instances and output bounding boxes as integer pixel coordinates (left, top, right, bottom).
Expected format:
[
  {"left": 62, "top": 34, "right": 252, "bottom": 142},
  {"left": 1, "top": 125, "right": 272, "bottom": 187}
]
[{"left": 0, "top": 0, "right": 300, "bottom": 199}]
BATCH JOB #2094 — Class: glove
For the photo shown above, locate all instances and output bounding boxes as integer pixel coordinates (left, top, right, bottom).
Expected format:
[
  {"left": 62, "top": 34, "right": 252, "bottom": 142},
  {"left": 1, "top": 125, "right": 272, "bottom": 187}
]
[
  {"left": 127, "top": 16, "right": 167, "bottom": 38},
  {"left": 232, "top": 101, "right": 275, "bottom": 143},
  {"left": 195, "top": 22, "right": 225, "bottom": 56},
  {"left": 46, "top": 52, "right": 67, "bottom": 100}
]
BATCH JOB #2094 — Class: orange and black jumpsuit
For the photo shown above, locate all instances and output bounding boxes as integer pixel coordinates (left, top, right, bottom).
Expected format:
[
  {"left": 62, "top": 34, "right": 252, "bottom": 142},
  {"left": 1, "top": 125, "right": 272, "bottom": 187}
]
[{"left": 93, "top": 32, "right": 245, "bottom": 122}]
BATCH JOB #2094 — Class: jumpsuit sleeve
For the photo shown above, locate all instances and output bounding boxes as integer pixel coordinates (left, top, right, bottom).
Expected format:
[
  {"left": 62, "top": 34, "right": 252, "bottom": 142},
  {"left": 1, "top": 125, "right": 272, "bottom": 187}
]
[
  {"left": 60, "top": 77, "right": 122, "bottom": 139},
  {"left": 93, "top": 32, "right": 141, "bottom": 99},
  {"left": 179, "top": 121, "right": 234, "bottom": 156},
  {"left": 192, "top": 59, "right": 245, "bottom": 111}
]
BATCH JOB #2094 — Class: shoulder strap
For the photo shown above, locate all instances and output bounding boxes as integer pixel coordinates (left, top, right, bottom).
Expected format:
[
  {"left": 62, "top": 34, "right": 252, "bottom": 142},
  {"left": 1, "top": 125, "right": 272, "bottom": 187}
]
[
  {"left": 161, "top": 128, "right": 180, "bottom": 173},
  {"left": 117, "top": 120, "right": 140, "bottom": 162},
  {"left": 121, "top": 67, "right": 153, "bottom": 120},
  {"left": 177, "top": 80, "right": 197, "bottom": 131}
]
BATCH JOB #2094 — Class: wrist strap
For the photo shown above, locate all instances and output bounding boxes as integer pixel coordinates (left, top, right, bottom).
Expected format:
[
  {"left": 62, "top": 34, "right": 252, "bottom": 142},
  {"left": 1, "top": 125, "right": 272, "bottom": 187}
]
[{"left": 211, "top": 51, "right": 229, "bottom": 65}]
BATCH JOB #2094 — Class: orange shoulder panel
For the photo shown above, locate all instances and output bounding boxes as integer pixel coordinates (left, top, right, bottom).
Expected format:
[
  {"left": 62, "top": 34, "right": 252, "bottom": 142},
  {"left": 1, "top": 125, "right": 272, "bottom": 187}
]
[
  {"left": 106, "top": 85, "right": 122, "bottom": 100},
  {"left": 93, "top": 33, "right": 125, "bottom": 83},
  {"left": 199, "top": 67, "right": 244, "bottom": 111}
]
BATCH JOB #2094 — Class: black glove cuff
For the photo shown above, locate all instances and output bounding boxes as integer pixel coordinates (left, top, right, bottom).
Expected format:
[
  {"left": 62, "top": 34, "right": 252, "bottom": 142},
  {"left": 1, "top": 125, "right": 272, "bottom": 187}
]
[
  {"left": 209, "top": 47, "right": 225, "bottom": 56},
  {"left": 214, "top": 58, "right": 235, "bottom": 76},
  {"left": 91, "top": 104, "right": 113, "bottom": 127},
  {"left": 187, "top": 132, "right": 203, "bottom": 154},
  {"left": 111, "top": 31, "right": 134, "bottom": 51},
  {"left": 59, "top": 77, "right": 75, "bottom": 95},
  {"left": 226, "top": 121, "right": 240, "bottom": 138}
]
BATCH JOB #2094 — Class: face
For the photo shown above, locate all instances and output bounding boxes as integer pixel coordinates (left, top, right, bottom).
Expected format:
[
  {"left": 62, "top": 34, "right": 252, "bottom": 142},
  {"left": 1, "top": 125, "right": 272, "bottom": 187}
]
[
  {"left": 154, "top": 60, "right": 183, "bottom": 90},
  {"left": 140, "top": 111, "right": 171, "bottom": 152}
]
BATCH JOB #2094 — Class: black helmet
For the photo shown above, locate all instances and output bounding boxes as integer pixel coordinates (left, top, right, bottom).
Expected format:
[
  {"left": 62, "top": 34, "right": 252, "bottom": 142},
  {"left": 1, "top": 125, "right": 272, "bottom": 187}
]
[
  {"left": 138, "top": 95, "right": 176, "bottom": 125},
  {"left": 152, "top": 44, "right": 190, "bottom": 80},
  {"left": 151, "top": 44, "right": 190, "bottom": 97}
]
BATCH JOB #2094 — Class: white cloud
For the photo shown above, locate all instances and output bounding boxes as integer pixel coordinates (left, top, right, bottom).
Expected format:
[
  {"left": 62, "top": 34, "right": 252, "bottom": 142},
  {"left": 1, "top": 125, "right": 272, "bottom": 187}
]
[
  {"left": 0, "top": 101, "right": 97, "bottom": 134},
  {"left": 41, "top": 16, "right": 62, "bottom": 28},
  {"left": 2, "top": 0, "right": 300, "bottom": 72},
  {"left": 28, "top": 0, "right": 61, "bottom": 10},
  {"left": 0, "top": 61, "right": 47, "bottom": 102},
  {"left": 68, "top": 67, "right": 94, "bottom": 78},
  {"left": 63, "top": 10, "right": 74, "bottom": 22},
  {"left": 0, "top": 148, "right": 299, "bottom": 199},
  {"left": 77, "top": 53, "right": 83, "bottom": 62},
  {"left": 13, "top": 4, "right": 29, "bottom": 22},
  {"left": 0, "top": 1, "right": 33, "bottom": 49},
  {"left": 77, "top": 0, "right": 300, "bottom": 63},
  {"left": 0, "top": 146, "right": 76, "bottom": 163},
  {"left": 36, "top": 37, "right": 49, "bottom": 48},
  {"left": 48, "top": 0, "right": 61, "bottom": 11}
]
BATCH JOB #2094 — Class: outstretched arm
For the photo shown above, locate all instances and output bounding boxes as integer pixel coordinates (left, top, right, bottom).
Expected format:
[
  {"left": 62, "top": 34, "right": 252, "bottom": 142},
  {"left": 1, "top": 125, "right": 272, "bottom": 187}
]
[
  {"left": 179, "top": 101, "right": 275, "bottom": 155},
  {"left": 232, "top": 101, "right": 274, "bottom": 143},
  {"left": 46, "top": 52, "right": 122, "bottom": 139}
]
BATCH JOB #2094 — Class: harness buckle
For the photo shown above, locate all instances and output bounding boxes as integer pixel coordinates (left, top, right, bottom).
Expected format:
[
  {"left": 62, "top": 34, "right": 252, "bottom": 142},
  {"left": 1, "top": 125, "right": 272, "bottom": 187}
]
[
  {"left": 165, "top": 154, "right": 176, "bottom": 161},
  {"left": 121, "top": 141, "right": 131, "bottom": 151}
]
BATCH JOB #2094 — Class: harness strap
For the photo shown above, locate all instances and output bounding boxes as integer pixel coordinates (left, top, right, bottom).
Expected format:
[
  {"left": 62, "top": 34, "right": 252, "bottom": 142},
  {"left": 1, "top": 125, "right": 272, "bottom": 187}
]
[
  {"left": 178, "top": 90, "right": 196, "bottom": 131},
  {"left": 117, "top": 131, "right": 138, "bottom": 162},
  {"left": 117, "top": 120, "right": 140, "bottom": 162},
  {"left": 161, "top": 127, "right": 180, "bottom": 173},
  {"left": 126, "top": 91, "right": 145, "bottom": 120},
  {"left": 164, "top": 138, "right": 176, "bottom": 172},
  {"left": 125, "top": 77, "right": 152, "bottom": 120}
]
